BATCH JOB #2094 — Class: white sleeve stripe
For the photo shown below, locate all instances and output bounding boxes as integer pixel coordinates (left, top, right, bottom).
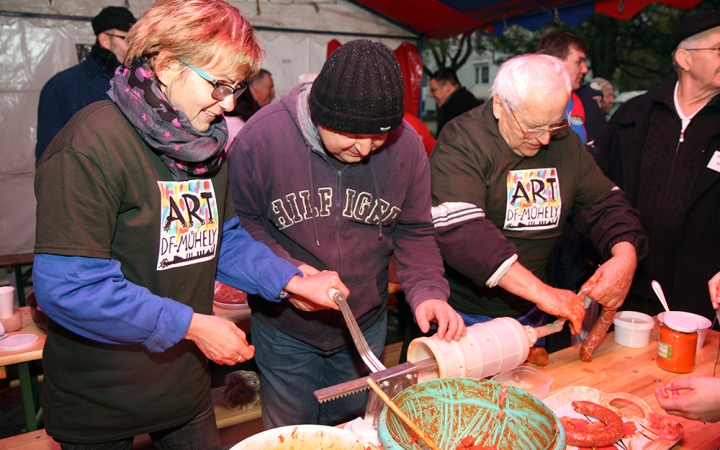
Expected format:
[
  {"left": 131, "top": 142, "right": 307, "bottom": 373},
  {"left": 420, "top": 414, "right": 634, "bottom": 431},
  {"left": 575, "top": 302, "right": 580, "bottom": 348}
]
[
  {"left": 486, "top": 254, "right": 518, "bottom": 287},
  {"left": 432, "top": 202, "right": 485, "bottom": 228}
]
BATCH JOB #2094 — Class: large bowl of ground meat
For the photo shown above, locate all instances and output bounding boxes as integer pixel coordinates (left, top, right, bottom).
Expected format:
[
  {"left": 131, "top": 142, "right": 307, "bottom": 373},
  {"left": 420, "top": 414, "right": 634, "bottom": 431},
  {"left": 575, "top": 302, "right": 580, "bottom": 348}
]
[{"left": 378, "top": 377, "right": 565, "bottom": 450}]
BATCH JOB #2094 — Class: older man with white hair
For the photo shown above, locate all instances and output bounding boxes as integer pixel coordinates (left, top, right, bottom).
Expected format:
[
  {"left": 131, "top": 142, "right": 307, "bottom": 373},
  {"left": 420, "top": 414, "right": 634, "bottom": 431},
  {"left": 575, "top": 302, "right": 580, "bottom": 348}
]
[
  {"left": 599, "top": 10, "right": 720, "bottom": 322},
  {"left": 430, "top": 54, "right": 647, "bottom": 344}
]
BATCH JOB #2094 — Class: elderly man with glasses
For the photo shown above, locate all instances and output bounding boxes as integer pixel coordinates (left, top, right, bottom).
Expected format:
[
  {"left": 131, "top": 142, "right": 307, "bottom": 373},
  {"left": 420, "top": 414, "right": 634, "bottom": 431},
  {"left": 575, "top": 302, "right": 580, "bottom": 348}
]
[
  {"left": 429, "top": 54, "right": 647, "bottom": 349},
  {"left": 599, "top": 10, "right": 720, "bottom": 324}
]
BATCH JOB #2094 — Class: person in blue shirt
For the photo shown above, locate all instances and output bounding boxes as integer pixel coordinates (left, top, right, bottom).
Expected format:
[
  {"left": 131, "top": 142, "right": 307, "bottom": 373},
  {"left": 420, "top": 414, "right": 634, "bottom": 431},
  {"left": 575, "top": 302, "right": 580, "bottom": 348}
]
[{"left": 33, "top": 0, "right": 348, "bottom": 447}]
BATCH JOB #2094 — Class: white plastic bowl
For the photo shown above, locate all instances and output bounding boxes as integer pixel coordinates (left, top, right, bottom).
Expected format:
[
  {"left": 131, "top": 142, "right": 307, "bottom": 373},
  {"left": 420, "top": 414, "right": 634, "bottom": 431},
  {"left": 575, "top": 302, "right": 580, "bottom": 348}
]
[
  {"left": 230, "top": 424, "right": 380, "bottom": 450},
  {"left": 613, "top": 311, "right": 654, "bottom": 348},
  {"left": 658, "top": 311, "right": 712, "bottom": 350}
]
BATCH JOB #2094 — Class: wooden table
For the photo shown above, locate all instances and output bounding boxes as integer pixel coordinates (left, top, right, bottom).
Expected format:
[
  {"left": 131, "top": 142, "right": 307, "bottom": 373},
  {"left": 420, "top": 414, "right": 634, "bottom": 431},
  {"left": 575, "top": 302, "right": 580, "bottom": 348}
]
[
  {"left": 536, "top": 317, "right": 720, "bottom": 450},
  {"left": 0, "top": 307, "right": 46, "bottom": 432}
]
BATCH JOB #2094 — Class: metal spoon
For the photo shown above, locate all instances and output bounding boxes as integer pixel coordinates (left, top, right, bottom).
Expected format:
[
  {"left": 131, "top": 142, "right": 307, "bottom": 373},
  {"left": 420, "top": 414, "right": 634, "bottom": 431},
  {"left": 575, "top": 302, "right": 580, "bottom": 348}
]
[{"left": 651, "top": 280, "right": 671, "bottom": 314}]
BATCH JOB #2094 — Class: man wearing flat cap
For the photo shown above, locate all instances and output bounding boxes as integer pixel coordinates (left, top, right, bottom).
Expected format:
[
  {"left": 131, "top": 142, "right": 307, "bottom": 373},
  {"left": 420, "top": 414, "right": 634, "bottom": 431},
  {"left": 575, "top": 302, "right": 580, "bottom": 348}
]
[
  {"left": 227, "top": 39, "right": 465, "bottom": 428},
  {"left": 35, "top": 6, "right": 136, "bottom": 162},
  {"left": 598, "top": 9, "right": 720, "bottom": 322}
]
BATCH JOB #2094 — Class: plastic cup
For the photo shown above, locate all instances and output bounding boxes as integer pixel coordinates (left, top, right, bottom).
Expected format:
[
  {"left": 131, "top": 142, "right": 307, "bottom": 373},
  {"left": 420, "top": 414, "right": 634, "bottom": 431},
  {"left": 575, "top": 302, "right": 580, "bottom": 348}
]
[
  {"left": 613, "top": 311, "right": 654, "bottom": 348},
  {"left": 658, "top": 311, "right": 712, "bottom": 350},
  {"left": 0, "top": 286, "right": 15, "bottom": 319}
]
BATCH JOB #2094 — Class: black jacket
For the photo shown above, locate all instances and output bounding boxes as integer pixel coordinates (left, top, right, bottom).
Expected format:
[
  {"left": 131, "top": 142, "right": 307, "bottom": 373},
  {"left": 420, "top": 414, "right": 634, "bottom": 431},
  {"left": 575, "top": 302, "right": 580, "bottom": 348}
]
[
  {"left": 598, "top": 73, "right": 720, "bottom": 321},
  {"left": 436, "top": 86, "right": 480, "bottom": 136}
]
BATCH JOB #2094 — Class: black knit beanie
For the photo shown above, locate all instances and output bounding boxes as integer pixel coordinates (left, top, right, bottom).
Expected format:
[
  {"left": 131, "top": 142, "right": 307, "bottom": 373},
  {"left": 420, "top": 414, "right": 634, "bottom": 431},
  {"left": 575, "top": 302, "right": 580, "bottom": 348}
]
[
  {"left": 309, "top": 40, "right": 405, "bottom": 135},
  {"left": 92, "top": 6, "right": 136, "bottom": 35}
]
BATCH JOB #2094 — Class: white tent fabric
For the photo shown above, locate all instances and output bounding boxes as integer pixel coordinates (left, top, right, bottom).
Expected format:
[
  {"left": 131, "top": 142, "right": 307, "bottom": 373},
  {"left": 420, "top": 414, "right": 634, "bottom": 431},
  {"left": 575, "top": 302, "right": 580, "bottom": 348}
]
[{"left": 0, "top": 0, "right": 416, "bottom": 257}]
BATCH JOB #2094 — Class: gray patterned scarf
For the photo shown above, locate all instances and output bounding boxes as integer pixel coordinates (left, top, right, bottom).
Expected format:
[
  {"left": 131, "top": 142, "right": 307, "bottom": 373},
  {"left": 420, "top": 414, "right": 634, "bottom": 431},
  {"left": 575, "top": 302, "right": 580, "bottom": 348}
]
[{"left": 108, "top": 63, "right": 228, "bottom": 180}]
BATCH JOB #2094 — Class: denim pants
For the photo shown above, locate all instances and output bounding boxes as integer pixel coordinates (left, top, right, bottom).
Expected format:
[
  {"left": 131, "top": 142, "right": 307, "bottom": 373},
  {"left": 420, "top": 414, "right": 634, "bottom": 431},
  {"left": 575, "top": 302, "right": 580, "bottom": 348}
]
[
  {"left": 251, "top": 314, "right": 387, "bottom": 428},
  {"left": 56, "top": 397, "right": 220, "bottom": 450}
]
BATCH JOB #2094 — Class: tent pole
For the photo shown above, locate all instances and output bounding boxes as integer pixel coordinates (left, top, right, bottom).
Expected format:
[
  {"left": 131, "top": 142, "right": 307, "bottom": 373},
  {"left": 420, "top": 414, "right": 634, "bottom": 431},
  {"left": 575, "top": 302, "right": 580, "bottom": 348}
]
[{"left": 417, "top": 36, "right": 425, "bottom": 119}]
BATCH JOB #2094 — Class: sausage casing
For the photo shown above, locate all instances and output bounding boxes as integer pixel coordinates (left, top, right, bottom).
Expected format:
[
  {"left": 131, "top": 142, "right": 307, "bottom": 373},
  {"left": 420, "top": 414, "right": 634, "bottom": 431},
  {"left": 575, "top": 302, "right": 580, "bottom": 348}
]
[
  {"left": 564, "top": 400, "right": 625, "bottom": 447},
  {"left": 580, "top": 308, "right": 615, "bottom": 362}
]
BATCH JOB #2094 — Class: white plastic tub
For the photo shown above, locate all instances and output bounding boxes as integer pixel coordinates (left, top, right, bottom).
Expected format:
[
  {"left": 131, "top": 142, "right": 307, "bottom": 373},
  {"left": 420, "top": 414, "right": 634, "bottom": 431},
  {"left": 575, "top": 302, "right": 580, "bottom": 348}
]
[{"left": 613, "top": 311, "right": 654, "bottom": 348}]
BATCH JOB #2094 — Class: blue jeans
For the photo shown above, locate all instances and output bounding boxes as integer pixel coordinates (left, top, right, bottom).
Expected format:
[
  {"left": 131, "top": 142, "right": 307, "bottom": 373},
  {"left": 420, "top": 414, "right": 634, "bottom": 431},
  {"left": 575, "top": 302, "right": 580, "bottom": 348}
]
[
  {"left": 56, "top": 397, "right": 220, "bottom": 450},
  {"left": 252, "top": 314, "right": 387, "bottom": 428}
]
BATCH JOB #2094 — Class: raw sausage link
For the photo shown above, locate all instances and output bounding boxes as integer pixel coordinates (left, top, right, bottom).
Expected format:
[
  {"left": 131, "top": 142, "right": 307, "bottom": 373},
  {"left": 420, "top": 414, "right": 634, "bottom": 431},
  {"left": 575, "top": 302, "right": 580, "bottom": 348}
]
[
  {"left": 526, "top": 347, "right": 549, "bottom": 366},
  {"left": 580, "top": 308, "right": 615, "bottom": 362},
  {"left": 564, "top": 400, "right": 625, "bottom": 447}
]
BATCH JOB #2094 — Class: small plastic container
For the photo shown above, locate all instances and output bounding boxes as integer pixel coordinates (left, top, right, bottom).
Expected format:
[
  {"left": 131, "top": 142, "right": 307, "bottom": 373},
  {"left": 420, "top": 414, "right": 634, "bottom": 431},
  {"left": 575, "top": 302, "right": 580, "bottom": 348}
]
[
  {"left": 657, "top": 313, "right": 697, "bottom": 373},
  {"left": 490, "top": 365, "right": 553, "bottom": 400},
  {"left": 613, "top": 311, "right": 654, "bottom": 348},
  {"left": 658, "top": 311, "right": 711, "bottom": 350}
]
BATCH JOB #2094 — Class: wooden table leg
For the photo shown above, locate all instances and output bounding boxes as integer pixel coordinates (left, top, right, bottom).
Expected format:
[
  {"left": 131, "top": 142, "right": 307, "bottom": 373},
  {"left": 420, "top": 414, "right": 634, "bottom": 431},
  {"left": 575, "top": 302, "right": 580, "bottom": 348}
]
[
  {"left": 13, "top": 263, "right": 31, "bottom": 307},
  {"left": 17, "top": 361, "right": 41, "bottom": 431}
]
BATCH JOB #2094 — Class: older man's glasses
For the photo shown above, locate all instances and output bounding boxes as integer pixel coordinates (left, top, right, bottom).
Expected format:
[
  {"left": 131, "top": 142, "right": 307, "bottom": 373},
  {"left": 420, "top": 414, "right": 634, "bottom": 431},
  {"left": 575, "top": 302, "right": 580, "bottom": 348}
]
[
  {"left": 685, "top": 46, "right": 720, "bottom": 56},
  {"left": 104, "top": 33, "right": 127, "bottom": 40},
  {"left": 509, "top": 108, "right": 569, "bottom": 140},
  {"left": 184, "top": 63, "right": 247, "bottom": 101}
]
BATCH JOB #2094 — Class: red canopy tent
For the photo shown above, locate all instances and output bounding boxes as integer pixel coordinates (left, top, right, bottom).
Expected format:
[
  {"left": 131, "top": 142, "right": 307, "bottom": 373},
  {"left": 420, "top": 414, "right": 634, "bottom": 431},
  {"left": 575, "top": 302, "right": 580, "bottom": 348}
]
[
  {"left": 347, "top": 0, "right": 703, "bottom": 115},
  {"left": 351, "top": 0, "right": 703, "bottom": 39}
]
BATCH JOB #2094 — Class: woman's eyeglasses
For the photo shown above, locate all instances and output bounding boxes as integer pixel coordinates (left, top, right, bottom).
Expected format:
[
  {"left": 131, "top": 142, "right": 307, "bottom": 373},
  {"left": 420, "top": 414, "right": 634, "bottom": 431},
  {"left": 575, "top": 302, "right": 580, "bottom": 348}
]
[
  {"left": 184, "top": 62, "right": 247, "bottom": 101},
  {"left": 509, "top": 108, "right": 569, "bottom": 140}
]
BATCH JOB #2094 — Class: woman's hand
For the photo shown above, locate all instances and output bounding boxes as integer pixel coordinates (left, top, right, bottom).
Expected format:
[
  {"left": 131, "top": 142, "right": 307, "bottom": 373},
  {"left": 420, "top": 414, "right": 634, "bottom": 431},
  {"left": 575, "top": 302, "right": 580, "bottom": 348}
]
[
  {"left": 655, "top": 377, "right": 720, "bottom": 423},
  {"left": 184, "top": 313, "right": 254, "bottom": 365},
  {"left": 708, "top": 272, "right": 720, "bottom": 310}
]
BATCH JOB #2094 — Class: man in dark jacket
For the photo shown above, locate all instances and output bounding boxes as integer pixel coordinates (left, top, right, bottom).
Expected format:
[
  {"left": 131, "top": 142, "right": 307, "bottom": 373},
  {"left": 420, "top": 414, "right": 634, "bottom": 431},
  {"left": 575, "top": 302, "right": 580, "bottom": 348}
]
[
  {"left": 227, "top": 40, "right": 465, "bottom": 428},
  {"left": 431, "top": 54, "right": 646, "bottom": 342},
  {"left": 598, "top": 10, "right": 720, "bottom": 322},
  {"left": 537, "top": 31, "right": 606, "bottom": 159},
  {"left": 538, "top": 31, "right": 609, "bottom": 326},
  {"left": 430, "top": 68, "right": 481, "bottom": 136},
  {"left": 35, "top": 6, "right": 136, "bottom": 162}
]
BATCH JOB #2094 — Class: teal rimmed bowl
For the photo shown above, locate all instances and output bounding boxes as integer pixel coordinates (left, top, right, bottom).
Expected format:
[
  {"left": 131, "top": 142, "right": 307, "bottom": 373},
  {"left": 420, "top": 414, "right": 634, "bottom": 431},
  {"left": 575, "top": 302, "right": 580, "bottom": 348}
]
[{"left": 377, "top": 377, "right": 565, "bottom": 450}]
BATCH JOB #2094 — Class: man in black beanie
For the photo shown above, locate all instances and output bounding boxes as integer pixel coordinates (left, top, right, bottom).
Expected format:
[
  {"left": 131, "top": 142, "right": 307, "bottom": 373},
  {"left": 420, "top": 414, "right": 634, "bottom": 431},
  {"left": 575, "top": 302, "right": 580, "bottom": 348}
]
[
  {"left": 227, "top": 39, "right": 465, "bottom": 428},
  {"left": 35, "top": 6, "right": 136, "bottom": 162},
  {"left": 599, "top": 9, "right": 720, "bottom": 324}
]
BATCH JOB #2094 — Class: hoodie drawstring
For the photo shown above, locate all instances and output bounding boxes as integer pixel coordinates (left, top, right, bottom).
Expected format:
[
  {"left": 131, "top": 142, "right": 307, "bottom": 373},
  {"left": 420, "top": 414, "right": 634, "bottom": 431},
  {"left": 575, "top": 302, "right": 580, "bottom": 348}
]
[
  {"left": 307, "top": 155, "right": 320, "bottom": 247},
  {"left": 370, "top": 162, "right": 383, "bottom": 241}
]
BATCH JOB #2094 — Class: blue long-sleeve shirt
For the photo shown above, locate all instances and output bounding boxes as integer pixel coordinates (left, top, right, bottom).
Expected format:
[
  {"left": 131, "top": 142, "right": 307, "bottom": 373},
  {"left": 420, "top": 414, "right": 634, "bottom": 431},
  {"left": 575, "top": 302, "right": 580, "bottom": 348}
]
[{"left": 33, "top": 216, "right": 301, "bottom": 352}]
